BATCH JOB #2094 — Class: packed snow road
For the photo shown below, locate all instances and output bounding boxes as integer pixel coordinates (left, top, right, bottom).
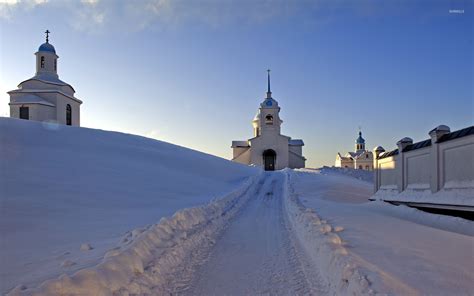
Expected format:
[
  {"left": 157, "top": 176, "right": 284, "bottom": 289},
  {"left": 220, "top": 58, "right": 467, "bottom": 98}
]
[{"left": 183, "top": 172, "right": 323, "bottom": 295}]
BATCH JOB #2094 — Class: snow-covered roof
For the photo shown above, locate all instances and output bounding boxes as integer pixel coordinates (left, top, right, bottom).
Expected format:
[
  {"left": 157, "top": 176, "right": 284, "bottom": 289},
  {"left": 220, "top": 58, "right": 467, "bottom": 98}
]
[
  {"left": 337, "top": 152, "right": 352, "bottom": 161},
  {"left": 347, "top": 151, "right": 360, "bottom": 158},
  {"left": 9, "top": 94, "right": 55, "bottom": 107},
  {"left": 9, "top": 89, "right": 83, "bottom": 104},
  {"left": 231, "top": 141, "right": 250, "bottom": 148},
  {"left": 18, "top": 73, "right": 75, "bottom": 93},
  {"left": 289, "top": 139, "right": 304, "bottom": 146},
  {"left": 347, "top": 150, "right": 372, "bottom": 159}
]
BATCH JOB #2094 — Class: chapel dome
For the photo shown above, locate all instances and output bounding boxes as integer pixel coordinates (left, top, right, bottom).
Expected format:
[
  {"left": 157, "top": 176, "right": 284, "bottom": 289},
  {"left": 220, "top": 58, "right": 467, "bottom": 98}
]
[
  {"left": 38, "top": 42, "right": 56, "bottom": 54},
  {"left": 261, "top": 98, "right": 278, "bottom": 108},
  {"left": 356, "top": 131, "right": 365, "bottom": 144}
]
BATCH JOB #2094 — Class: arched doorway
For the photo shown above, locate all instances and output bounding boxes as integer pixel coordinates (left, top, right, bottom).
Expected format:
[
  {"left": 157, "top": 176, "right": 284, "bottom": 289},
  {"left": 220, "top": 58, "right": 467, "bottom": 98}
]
[{"left": 263, "top": 149, "right": 276, "bottom": 171}]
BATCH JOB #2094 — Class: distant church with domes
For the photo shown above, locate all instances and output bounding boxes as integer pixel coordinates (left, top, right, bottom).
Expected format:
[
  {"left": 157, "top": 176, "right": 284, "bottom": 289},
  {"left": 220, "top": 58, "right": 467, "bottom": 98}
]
[
  {"left": 8, "top": 30, "right": 82, "bottom": 126},
  {"left": 231, "top": 71, "right": 306, "bottom": 170},
  {"left": 335, "top": 131, "right": 373, "bottom": 170}
]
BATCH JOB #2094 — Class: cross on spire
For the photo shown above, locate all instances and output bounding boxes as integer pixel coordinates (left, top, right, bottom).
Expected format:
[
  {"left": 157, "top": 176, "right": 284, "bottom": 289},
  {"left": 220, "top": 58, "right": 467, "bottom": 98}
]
[{"left": 45, "top": 30, "right": 50, "bottom": 43}]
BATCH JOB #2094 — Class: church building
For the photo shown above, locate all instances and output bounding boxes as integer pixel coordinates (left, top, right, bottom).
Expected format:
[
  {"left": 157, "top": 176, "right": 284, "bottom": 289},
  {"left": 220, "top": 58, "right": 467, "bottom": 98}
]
[
  {"left": 8, "top": 31, "right": 82, "bottom": 126},
  {"left": 335, "top": 131, "right": 373, "bottom": 170},
  {"left": 231, "top": 71, "right": 306, "bottom": 171}
]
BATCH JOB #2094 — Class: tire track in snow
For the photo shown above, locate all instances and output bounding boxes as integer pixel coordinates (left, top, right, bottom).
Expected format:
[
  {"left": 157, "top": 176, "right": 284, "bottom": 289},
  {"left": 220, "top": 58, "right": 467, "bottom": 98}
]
[
  {"left": 148, "top": 174, "right": 270, "bottom": 295},
  {"left": 181, "top": 172, "right": 325, "bottom": 295}
]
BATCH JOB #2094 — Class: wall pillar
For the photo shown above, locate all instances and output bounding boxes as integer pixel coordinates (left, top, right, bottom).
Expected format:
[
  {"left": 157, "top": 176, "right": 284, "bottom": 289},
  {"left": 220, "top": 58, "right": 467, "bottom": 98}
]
[
  {"left": 396, "top": 137, "right": 413, "bottom": 192},
  {"left": 428, "top": 125, "right": 450, "bottom": 193},
  {"left": 373, "top": 146, "right": 385, "bottom": 193}
]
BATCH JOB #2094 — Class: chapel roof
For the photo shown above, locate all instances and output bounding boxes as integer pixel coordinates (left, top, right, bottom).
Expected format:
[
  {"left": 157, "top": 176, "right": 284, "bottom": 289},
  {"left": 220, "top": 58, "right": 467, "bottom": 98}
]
[
  {"left": 18, "top": 73, "right": 75, "bottom": 93},
  {"left": 9, "top": 94, "right": 55, "bottom": 107},
  {"left": 289, "top": 139, "right": 304, "bottom": 146}
]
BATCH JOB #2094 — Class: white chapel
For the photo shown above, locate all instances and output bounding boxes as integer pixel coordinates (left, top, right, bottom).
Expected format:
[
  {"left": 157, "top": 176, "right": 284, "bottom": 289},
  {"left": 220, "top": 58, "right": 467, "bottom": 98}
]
[
  {"left": 335, "top": 131, "right": 373, "bottom": 170},
  {"left": 8, "top": 30, "right": 82, "bottom": 126},
  {"left": 231, "top": 71, "right": 306, "bottom": 170}
]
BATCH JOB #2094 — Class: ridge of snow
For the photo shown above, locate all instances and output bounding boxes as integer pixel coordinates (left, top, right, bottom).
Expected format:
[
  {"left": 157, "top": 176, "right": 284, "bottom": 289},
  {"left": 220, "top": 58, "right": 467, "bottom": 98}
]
[
  {"left": 8, "top": 174, "right": 262, "bottom": 295},
  {"left": 283, "top": 169, "right": 376, "bottom": 295}
]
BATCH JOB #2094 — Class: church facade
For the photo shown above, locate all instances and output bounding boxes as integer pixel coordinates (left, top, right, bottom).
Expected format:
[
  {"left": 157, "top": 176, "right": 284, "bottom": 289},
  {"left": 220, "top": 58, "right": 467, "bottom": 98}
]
[
  {"left": 335, "top": 131, "right": 373, "bottom": 170},
  {"left": 231, "top": 72, "right": 306, "bottom": 170},
  {"left": 8, "top": 31, "right": 82, "bottom": 126}
]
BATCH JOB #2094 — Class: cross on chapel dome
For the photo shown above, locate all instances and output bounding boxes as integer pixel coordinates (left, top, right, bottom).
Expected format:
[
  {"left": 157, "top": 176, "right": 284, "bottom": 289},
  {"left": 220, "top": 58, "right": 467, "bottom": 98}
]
[{"left": 38, "top": 30, "right": 56, "bottom": 53}]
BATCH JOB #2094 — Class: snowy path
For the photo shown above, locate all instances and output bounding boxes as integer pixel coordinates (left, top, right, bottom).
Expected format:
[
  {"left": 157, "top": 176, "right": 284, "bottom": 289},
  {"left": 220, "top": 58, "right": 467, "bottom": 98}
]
[
  {"left": 182, "top": 172, "right": 323, "bottom": 295},
  {"left": 8, "top": 168, "right": 473, "bottom": 295}
]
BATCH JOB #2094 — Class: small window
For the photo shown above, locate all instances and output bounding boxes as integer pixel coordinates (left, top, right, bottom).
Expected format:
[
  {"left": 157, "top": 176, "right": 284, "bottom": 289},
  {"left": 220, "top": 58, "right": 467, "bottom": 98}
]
[
  {"left": 265, "top": 114, "right": 273, "bottom": 125},
  {"left": 366, "top": 154, "right": 369, "bottom": 158},
  {"left": 358, "top": 165, "right": 362, "bottom": 169},
  {"left": 41, "top": 56, "right": 45, "bottom": 68},
  {"left": 66, "top": 104, "right": 72, "bottom": 125},
  {"left": 344, "top": 166, "right": 348, "bottom": 168},
  {"left": 19, "top": 106, "right": 29, "bottom": 120},
  {"left": 54, "top": 59, "right": 57, "bottom": 71},
  {"left": 365, "top": 165, "right": 370, "bottom": 170}
]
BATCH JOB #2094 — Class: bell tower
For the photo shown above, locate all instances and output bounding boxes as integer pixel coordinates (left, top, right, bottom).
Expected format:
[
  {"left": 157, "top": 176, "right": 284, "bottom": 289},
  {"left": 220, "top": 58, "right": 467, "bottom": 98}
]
[
  {"left": 355, "top": 130, "right": 366, "bottom": 153},
  {"left": 257, "top": 69, "right": 282, "bottom": 135},
  {"left": 35, "top": 30, "right": 59, "bottom": 77}
]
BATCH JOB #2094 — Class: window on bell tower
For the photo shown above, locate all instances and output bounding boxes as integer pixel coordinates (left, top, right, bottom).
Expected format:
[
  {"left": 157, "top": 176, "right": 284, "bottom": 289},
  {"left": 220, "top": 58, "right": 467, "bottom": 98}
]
[
  {"left": 54, "top": 59, "right": 57, "bottom": 71},
  {"left": 265, "top": 114, "right": 273, "bottom": 125},
  {"left": 40, "top": 56, "right": 45, "bottom": 68},
  {"left": 66, "top": 104, "right": 72, "bottom": 125}
]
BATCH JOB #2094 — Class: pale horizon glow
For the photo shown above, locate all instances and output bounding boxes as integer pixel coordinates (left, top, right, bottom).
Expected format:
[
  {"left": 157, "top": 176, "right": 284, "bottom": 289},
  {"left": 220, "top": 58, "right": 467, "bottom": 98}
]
[{"left": 0, "top": 0, "right": 472, "bottom": 167}]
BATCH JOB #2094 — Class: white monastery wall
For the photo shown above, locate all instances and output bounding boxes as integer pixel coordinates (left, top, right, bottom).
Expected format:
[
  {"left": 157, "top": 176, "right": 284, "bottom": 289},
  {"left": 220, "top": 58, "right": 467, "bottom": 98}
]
[
  {"left": 404, "top": 147, "right": 430, "bottom": 190},
  {"left": 378, "top": 157, "right": 397, "bottom": 190},
  {"left": 373, "top": 125, "right": 474, "bottom": 207},
  {"left": 439, "top": 137, "right": 474, "bottom": 189}
]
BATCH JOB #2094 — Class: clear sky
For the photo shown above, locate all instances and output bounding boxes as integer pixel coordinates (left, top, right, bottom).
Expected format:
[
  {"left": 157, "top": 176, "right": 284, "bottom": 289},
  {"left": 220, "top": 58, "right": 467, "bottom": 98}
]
[{"left": 1, "top": 0, "right": 472, "bottom": 168}]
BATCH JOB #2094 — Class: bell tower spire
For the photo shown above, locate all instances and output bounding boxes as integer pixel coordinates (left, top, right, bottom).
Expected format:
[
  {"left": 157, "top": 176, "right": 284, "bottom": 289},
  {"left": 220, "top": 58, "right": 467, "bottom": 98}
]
[{"left": 266, "top": 69, "right": 272, "bottom": 98}]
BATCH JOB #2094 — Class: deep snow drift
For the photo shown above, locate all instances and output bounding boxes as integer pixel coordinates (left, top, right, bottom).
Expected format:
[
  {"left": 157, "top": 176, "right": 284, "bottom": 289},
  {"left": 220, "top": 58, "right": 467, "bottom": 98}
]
[
  {"left": 289, "top": 169, "right": 474, "bottom": 295},
  {"left": 0, "top": 118, "right": 259, "bottom": 294}
]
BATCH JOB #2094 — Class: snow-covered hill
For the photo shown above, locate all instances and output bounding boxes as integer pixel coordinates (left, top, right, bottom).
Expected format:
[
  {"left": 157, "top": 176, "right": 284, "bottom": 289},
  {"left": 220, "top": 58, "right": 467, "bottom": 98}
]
[{"left": 0, "top": 118, "right": 259, "bottom": 294}]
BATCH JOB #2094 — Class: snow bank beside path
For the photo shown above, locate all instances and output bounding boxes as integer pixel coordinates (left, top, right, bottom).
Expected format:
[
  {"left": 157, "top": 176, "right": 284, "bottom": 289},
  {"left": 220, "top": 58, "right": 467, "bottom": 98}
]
[
  {"left": 283, "top": 170, "right": 377, "bottom": 295},
  {"left": 289, "top": 169, "right": 474, "bottom": 295},
  {"left": 8, "top": 174, "right": 262, "bottom": 295}
]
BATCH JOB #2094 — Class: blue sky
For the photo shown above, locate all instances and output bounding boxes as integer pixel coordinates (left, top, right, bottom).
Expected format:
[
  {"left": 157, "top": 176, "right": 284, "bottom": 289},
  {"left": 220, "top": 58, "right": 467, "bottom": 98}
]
[{"left": 1, "top": 0, "right": 472, "bottom": 167}]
